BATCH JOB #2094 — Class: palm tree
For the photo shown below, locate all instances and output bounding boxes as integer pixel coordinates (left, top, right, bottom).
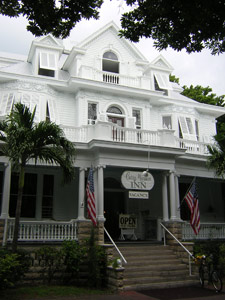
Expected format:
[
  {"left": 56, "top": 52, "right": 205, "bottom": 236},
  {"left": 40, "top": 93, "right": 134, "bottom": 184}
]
[
  {"left": 0, "top": 103, "right": 76, "bottom": 251},
  {"left": 207, "top": 131, "right": 225, "bottom": 178}
]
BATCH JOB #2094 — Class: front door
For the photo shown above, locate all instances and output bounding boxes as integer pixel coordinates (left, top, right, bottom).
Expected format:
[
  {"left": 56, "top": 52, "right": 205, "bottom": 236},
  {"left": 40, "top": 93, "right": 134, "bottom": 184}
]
[
  {"left": 108, "top": 116, "right": 124, "bottom": 127},
  {"left": 108, "top": 116, "right": 124, "bottom": 141},
  {"left": 104, "top": 191, "right": 125, "bottom": 240}
]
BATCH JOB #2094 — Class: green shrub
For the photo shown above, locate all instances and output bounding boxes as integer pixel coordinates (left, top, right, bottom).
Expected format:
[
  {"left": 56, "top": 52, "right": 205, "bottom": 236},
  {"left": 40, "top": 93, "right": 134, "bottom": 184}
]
[
  {"left": 86, "top": 229, "right": 107, "bottom": 288},
  {"left": 0, "top": 248, "right": 30, "bottom": 289},
  {"left": 61, "top": 240, "right": 86, "bottom": 284},
  {"left": 35, "top": 246, "right": 63, "bottom": 284}
]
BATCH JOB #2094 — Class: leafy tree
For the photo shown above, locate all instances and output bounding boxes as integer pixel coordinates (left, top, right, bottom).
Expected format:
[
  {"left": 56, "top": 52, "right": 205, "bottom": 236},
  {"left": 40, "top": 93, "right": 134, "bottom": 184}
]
[
  {"left": 169, "top": 74, "right": 179, "bottom": 84},
  {"left": 181, "top": 85, "right": 225, "bottom": 107},
  {"left": 1, "top": 1, "right": 225, "bottom": 55},
  {"left": 120, "top": 0, "right": 225, "bottom": 54},
  {"left": 0, "top": 103, "right": 75, "bottom": 251},
  {"left": 0, "top": 0, "right": 103, "bottom": 38}
]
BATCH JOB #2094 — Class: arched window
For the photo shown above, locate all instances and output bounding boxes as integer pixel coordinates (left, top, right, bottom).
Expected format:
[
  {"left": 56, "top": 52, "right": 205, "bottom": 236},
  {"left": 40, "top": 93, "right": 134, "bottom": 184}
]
[
  {"left": 107, "top": 106, "right": 122, "bottom": 115},
  {"left": 102, "top": 51, "right": 119, "bottom": 74},
  {"left": 107, "top": 105, "right": 124, "bottom": 127}
]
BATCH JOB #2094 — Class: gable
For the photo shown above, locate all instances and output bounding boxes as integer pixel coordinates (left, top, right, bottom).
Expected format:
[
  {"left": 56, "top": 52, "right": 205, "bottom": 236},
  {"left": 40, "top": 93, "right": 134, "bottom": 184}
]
[
  {"left": 151, "top": 55, "right": 174, "bottom": 71},
  {"left": 35, "top": 35, "right": 63, "bottom": 47},
  {"left": 78, "top": 21, "right": 148, "bottom": 62}
]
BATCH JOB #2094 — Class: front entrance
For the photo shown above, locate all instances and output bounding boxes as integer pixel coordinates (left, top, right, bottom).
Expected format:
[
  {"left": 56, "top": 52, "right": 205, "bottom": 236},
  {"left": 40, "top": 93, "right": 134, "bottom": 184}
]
[{"left": 104, "top": 191, "right": 125, "bottom": 240}]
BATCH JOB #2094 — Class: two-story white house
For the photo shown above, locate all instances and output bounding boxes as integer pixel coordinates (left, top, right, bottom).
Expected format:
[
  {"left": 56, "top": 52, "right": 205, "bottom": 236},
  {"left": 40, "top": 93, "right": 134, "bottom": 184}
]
[{"left": 0, "top": 21, "right": 225, "bottom": 245}]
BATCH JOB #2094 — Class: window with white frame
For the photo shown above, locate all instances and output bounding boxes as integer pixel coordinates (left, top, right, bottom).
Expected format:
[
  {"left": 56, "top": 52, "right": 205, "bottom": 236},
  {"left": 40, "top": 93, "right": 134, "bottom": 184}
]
[
  {"left": 102, "top": 51, "right": 119, "bottom": 73},
  {"left": 162, "top": 115, "right": 172, "bottom": 129},
  {"left": 178, "top": 116, "right": 197, "bottom": 140},
  {"left": 42, "top": 174, "right": 54, "bottom": 219},
  {"left": 132, "top": 109, "right": 141, "bottom": 129},
  {"left": 88, "top": 103, "right": 97, "bottom": 124},
  {"left": 38, "top": 52, "right": 57, "bottom": 77}
]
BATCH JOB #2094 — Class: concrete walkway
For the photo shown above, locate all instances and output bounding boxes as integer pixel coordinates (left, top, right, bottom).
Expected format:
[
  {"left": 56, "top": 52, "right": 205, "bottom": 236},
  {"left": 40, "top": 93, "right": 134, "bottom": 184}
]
[{"left": 54, "top": 287, "right": 225, "bottom": 300}]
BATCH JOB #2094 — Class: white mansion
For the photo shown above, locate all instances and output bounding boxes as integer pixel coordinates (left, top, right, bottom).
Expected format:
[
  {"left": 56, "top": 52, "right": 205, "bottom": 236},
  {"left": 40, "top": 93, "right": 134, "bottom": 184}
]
[{"left": 0, "top": 21, "right": 225, "bottom": 245}]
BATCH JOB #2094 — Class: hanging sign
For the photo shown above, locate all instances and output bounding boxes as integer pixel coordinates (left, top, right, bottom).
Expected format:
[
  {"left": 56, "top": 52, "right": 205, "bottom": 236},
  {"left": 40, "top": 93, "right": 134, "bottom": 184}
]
[
  {"left": 121, "top": 171, "right": 154, "bottom": 190},
  {"left": 129, "top": 191, "right": 149, "bottom": 199}
]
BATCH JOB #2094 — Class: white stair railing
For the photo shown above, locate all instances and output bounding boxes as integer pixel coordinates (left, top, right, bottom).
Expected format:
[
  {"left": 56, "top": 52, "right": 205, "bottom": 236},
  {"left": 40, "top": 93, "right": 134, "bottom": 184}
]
[
  {"left": 104, "top": 227, "right": 127, "bottom": 265},
  {"left": 160, "top": 222, "right": 194, "bottom": 276}
]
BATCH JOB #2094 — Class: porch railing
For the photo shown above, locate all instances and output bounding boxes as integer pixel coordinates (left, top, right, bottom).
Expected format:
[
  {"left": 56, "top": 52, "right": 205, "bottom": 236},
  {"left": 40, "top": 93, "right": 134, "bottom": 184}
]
[
  {"left": 7, "top": 219, "right": 77, "bottom": 242},
  {"left": 182, "top": 222, "right": 225, "bottom": 240}
]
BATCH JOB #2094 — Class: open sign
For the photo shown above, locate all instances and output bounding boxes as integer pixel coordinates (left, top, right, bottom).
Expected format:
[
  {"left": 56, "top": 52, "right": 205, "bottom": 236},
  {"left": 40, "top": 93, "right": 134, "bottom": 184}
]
[{"left": 119, "top": 214, "right": 137, "bottom": 229}]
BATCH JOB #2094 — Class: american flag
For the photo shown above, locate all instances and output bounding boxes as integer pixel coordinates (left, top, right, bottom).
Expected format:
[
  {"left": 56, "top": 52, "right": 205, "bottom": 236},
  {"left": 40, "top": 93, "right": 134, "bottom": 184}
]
[
  {"left": 86, "top": 167, "right": 97, "bottom": 226},
  {"left": 184, "top": 179, "right": 200, "bottom": 235}
]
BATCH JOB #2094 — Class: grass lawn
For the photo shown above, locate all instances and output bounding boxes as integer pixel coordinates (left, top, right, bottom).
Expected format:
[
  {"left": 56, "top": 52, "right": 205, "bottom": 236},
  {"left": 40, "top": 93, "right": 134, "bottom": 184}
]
[{"left": 1, "top": 286, "right": 113, "bottom": 300}]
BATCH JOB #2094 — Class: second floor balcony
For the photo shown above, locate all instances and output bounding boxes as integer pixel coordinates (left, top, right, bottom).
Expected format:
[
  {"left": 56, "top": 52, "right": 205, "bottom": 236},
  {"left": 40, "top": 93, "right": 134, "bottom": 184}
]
[
  {"left": 79, "top": 66, "right": 153, "bottom": 90},
  {"left": 61, "top": 121, "right": 211, "bottom": 156}
]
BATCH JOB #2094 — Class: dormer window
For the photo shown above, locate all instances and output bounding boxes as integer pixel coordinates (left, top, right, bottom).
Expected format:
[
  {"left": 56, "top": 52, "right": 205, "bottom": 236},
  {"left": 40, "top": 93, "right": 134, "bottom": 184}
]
[{"left": 38, "top": 52, "right": 57, "bottom": 77}]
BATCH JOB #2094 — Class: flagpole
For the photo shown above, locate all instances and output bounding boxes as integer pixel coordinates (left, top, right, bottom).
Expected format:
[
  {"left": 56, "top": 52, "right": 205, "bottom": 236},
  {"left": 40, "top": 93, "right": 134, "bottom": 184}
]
[{"left": 178, "top": 177, "right": 196, "bottom": 210}]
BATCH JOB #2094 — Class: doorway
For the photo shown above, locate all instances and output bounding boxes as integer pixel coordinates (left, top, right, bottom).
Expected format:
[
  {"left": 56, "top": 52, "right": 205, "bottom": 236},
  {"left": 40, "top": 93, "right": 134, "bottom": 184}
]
[{"left": 104, "top": 191, "right": 125, "bottom": 240}]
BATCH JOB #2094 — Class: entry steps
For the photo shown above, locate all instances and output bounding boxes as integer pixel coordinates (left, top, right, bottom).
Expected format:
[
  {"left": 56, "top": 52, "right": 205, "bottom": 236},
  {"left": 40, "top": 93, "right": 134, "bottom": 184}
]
[{"left": 115, "top": 244, "right": 198, "bottom": 290}]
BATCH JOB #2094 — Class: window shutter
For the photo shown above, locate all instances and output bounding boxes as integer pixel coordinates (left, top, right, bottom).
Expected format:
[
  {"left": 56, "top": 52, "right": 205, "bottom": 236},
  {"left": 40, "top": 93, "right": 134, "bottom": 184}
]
[
  {"left": 21, "top": 93, "right": 40, "bottom": 122},
  {"left": 31, "top": 94, "right": 40, "bottom": 122},
  {"left": 178, "top": 116, "right": 197, "bottom": 141},
  {"left": 40, "top": 52, "right": 56, "bottom": 70},
  {"left": 154, "top": 73, "right": 172, "bottom": 90},
  {"left": 47, "top": 98, "right": 59, "bottom": 123},
  {"left": 0, "top": 93, "right": 14, "bottom": 115},
  {"left": 178, "top": 116, "right": 190, "bottom": 140}
]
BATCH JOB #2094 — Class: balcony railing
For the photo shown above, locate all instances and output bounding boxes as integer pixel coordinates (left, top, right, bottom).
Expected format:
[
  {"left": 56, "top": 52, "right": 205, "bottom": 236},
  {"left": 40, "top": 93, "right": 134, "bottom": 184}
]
[
  {"left": 79, "top": 66, "right": 149, "bottom": 89},
  {"left": 7, "top": 219, "right": 77, "bottom": 242},
  {"left": 176, "top": 138, "right": 209, "bottom": 155},
  {"left": 62, "top": 122, "right": 211, "bottom": 156},
  {"left": 182, "top": 222, "right": 225, "bottom": 240}
]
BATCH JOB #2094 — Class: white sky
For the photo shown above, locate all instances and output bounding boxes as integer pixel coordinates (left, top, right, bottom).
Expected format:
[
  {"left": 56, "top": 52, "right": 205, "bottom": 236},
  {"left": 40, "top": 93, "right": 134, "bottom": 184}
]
[{"left": 0, "top": 0, "right": 224, "bottom": 96}]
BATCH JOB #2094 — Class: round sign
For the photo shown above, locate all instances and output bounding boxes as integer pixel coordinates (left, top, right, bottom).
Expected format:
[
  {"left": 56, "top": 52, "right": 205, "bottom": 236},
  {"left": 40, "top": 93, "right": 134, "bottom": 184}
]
[{"left": 121, "top": 171, "right": 154, "bottom": 190}]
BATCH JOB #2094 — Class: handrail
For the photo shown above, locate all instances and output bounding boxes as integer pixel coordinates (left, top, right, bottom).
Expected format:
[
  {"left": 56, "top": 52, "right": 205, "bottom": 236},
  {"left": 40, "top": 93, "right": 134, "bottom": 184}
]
[
  {"left": 104, "top": 227, "right": 127, "bottom": 265},
  {"left": 160, "top": 222, "right": 194, "bottom": 276}
]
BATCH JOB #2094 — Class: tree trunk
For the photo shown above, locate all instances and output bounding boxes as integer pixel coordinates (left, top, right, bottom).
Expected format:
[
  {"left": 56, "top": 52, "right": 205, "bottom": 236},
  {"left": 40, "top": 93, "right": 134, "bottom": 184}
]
[{"left": 12, "top": 164, "right": 25, "bottom": 252}]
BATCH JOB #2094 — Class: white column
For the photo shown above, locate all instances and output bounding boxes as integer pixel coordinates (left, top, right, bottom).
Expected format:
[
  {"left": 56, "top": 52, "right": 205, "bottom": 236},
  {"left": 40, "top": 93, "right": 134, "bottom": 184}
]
[
  {"left": 97, "top": 165, "right": 105, "bottom": 221},
  {"left": 94, "top": 168, "right": 98, "bottom": 219},
  {"left": 175, "top": 173, "right": 181, "bottom": 220},
  {"left": 162, "top": 172, "right": 169, "bottom": 221},
  {"left": 169, "top": 170, "right": 177, "bottom": 220},
  {"left": 0, "top": 162, "right": 11, "bottom": 219},
  {"left": 78, "top": 167, "right": 86, "bottom": 220}
]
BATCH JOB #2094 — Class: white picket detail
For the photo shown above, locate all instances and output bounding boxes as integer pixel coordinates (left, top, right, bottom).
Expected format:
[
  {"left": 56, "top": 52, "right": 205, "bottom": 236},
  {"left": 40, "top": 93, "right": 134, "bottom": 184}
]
[
  {"left": 7, "top": 219, "right": 77, "bottom": 242},
  {"left": 182, "top": 222, "right": 225, "bottom": 240}
]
